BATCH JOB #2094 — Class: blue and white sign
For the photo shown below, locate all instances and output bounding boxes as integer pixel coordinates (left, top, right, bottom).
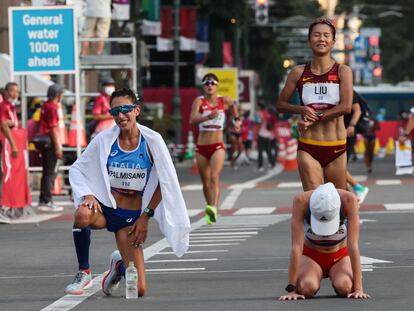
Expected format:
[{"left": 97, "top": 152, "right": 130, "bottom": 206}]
[{"left": 8, "top": 6, "right": 77, "bottom": 75}]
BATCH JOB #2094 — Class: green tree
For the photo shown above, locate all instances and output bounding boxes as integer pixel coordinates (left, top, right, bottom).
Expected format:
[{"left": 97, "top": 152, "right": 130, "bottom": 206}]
[{"left": 337, "top": 0, "right": 414, "bottom": 82}]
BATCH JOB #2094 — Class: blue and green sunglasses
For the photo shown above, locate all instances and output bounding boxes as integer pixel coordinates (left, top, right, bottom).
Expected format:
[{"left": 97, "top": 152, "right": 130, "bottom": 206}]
[{"left": 109, "top": 104, "right": 137, "bottom": 117}]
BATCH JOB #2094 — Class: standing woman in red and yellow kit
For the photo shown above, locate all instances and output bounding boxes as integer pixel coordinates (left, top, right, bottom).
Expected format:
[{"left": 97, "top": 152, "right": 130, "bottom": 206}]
[
  {"left": 190, "top": 73, "right": 241, "bottom": 224},
  {"left": 277, "top": 18, "right": 353, "bottom": 191}
]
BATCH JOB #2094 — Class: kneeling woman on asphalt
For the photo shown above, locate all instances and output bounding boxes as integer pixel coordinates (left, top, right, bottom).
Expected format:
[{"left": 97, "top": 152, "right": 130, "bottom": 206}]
[
  {"left": 69, "top": 88, "right": 190, "bottom": 297},
  {"left": 279, "top": 182, "right": 370, "bottom": 300}
]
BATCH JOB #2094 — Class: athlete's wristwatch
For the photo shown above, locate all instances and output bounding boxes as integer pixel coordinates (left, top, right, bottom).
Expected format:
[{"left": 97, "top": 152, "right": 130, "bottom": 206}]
[
  {"left": 285, "top": 284, "right": 297, "bottom": 293},
  {"left": 143, "top": 207, "right": 155, "bottom": 218}
]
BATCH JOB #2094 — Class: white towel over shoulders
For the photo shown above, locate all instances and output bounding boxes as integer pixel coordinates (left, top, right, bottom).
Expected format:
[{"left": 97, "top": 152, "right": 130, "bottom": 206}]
[{"left": 69, "top": 123, "right": 190, "bottom": 257}]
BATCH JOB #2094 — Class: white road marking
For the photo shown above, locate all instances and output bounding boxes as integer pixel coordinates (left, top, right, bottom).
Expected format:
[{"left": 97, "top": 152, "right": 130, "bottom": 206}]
[
  {"left": 359, "top": 219, "right": 377, "bottom": 224},
  {"left": 190, "top": 243, "right": 240, "bottom": 247},
  {"left": 10, "top": 214, "right": 62, "bottom": 224},
  {"left": 190, "top": 236, "right": 252, "bottom": 239},
  {"left": 277, "top": 182, "right": 302, "bottom": 188},
  {"left": 376, "top": 179, "right": 402, "bottom": 185},
  {"left": 189, "top": 239, "right": 246, "bottom": 243},
  {"left": 147, "top": 268, "right": 205, "bottom": 272},
  {"left": 384, "top": 203, "right": 414, "bottom": 210},
  {"left": 158, "top": 250, "right": 228, "bottom": 255},
  {"left": 41, "top": 217, "right": 207, "bottom": 311},
  {"left": 360, "top": 256, "right": 393, "bottom": 264},
  {"left": 181, "top": 184, "right": 203, "bottom": 191},
  {"left": 147, "top": 258, "right": 218, "bottom": 263},
  {"left": 190, "top": 232, "right": 258, "bottom": 236},
  {"left": 221, "top": 164, "right": 283, "bottom": 209},
  {"left": 194, "top": 227, "right": 263, "bottom": 232},
  {"left": 233, "top": 207, "right": 276, "bottom": 215}
]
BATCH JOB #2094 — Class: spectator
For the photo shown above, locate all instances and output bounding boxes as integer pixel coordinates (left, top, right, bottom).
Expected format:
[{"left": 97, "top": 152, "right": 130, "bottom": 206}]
[
  {"left": 81, "top": 0, "right": 112, "bottom": 55},
  {"left": 37, "top": 84, "right": 65, "bottom": 213},
  {"left": 91, "top": 77, "right": 116, "bottom": 138},
  {"left": 241, "top": 110, "right": 254, "bottom": 164},
  {"left": 344, "top": 91, "right": 369, "bottom": 203},
  {"left": 0, "top": 82, "right": 20, "bottom": 223},
  {"left": 363, "top": 115, "right": 380, "bottom": 174},
  {"left": 255, "top": 103, "right": 275, "bottom": 172},
  {"left": 398, "top": 107, "right": 414, "bottom": 147},
  {"left": 0, "top": 82, "right": 19, "bottom": 159}
]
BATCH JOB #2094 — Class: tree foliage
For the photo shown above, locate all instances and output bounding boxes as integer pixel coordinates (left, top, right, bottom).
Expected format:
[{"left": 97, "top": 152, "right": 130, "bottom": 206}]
[{"left": 337, "top": 0, "right": 414, "bottom": 82}]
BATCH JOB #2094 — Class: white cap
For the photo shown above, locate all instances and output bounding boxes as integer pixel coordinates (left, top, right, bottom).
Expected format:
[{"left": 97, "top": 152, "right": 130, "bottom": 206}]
[{"left": 309, "top": 182, "right": 341, "bottom": 236}]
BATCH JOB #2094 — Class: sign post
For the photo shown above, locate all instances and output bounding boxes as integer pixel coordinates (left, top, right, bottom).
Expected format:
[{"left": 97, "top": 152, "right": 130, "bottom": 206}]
[{"left": 8, "top": 6, "right": 82, "bottom": 156}]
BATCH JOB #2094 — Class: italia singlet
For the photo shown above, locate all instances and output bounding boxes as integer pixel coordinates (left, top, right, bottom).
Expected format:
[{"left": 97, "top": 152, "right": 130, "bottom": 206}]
[
  {"left": 198, "top": 96, "right": 226, "bottom": 131},
  {"left": 297, "top": 63, "right": 341, "bottom": 111},
  {"left": 107, "top": 135, "right": 153, "bottom": 196}
]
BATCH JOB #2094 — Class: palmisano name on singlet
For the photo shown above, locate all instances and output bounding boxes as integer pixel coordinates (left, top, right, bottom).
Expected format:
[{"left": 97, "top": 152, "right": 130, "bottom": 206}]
[
  {"left": 108, "top": 162, "right": 147, "bottom": 180},
  {"left": 108, "top": 170, "right": 146, "bottom": 180}
]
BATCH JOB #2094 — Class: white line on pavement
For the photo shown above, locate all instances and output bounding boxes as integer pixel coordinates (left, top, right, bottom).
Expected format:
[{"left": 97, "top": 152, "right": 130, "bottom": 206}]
[
  {"left": 384, "top": 203, "right": 414, "bottom": 210},
  {"left": 41, "top": 217, "right": 207, "bottom": 311},
  {"left": 158, "top": 250, "right": 229, "bottom": 255},
  {"left": 147, "top": 268, "right": 206, "bottom": 272},
  {"left": 277, "top": 182, "right": 302, "bottom": 188},
  {"left": 233, "top": 207, "right": 276, "bottom": 215},
  {"left": 147, "top": 258, "right": 218, "bottom": 263},
  {"left": 221, "top": 164, "right": 283, "bottom": 209},
  {"left": 190, "top": 232, "right": 258, "bottom": 236},
  {"left": 189, "top": 239, "right": 246, "bottom": 243},
  {"left": 190, "top": 236, "right": 252, "bottom": 239},
  {"left": 193, "top": 227, "right": 264, "bottom": 231},
  {"left": 189, "top": 243, "right": 240, "bottom": 247},
  {"left": 376, "top": 179, "right": 402, "bottom": 185}
]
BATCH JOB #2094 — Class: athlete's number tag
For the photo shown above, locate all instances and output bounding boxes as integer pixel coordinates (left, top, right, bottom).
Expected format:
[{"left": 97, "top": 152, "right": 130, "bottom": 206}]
[
  {"left": 202, "top": 111, "right": 225, "bottom": 129},
  {"left": 108, "top": 167, "right": 147, "bottom": 191},
  {"left": 302, "top": 83, "right": 339, "bottom": 106}
]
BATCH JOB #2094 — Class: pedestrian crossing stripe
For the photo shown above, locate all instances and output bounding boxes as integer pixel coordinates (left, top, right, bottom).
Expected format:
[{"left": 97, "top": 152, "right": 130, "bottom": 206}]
[{"left": 180, "top": 178, "right": 414, "bottom": 191}]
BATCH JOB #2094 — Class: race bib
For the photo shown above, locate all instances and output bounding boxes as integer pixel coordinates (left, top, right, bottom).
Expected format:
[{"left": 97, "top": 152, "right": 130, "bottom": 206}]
[
  {"left": 200, "top": 111, "right": 225, "bottom": 131},
  {"left": 108, "top": 167, "right": 148, "bottom": 191},
  {"left": 302, "top": 83, "right": 340, "bottom": 107}
]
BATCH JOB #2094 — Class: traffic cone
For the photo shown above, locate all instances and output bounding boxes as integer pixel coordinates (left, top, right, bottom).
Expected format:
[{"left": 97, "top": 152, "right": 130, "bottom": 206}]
[
  {"left": 185, "top": 131, "right": 195, "bottom": 159},
  {"left": 51, "top": 175, "right": 62, "bottom": 195},
  {"left": 385, "top": 137, "right": 395, "bottom": 156},
  {"left": 283, "top": 138, "right": 298, "bottom": 171},
  {"left": 57, "top": 102, "right": 68, "bottom": 145},
  {"left": 277, "top": 139, "right": 286, "bottom": 165},
  {"left": 68, "top": 105, "right": 87, "bottom": 147},
  {"left": 374, "top": 137, "right": 380, "bottom": 155},
  {"left": 191, "top": 158, "right": 199, "bottom": 175},
  {"left": 354, "top": 134, "right": 365, "bottom": 154}
]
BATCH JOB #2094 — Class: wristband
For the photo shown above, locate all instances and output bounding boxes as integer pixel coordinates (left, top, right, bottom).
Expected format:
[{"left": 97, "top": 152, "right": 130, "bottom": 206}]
[{"left": 285, "top": 284, "right": 297, "bottom": 293}]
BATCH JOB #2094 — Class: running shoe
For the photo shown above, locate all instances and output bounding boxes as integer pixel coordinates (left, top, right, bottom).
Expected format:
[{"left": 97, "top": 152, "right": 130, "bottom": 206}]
[
  {"left": 102, "top": 250, "right": 123, "bottom": 296},
  {"left": 354, "top": 185, "right": 369, "bottom": 204},
  {"left": 205, "top": 205, "right": 217, "bottom": 225},
  {"left": 65, "top": 270, "right": 92, "bottom": 295},
  {"left": 38, "top": 202, "right": 64, "bottom": 213}
]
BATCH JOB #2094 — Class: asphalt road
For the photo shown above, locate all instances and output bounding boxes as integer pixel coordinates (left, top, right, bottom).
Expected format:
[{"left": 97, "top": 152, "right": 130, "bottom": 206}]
[{"left": 0, "top": 156, "right": 413, "bottom": 311}]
